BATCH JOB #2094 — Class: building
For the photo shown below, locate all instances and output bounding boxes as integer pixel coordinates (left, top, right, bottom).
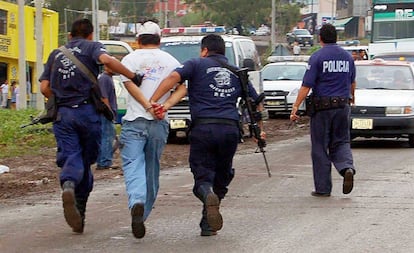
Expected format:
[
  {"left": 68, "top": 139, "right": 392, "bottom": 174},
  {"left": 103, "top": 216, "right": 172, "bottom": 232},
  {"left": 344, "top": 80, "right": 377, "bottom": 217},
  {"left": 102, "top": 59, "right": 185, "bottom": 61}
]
[
  {"left": 299, "top": 0, "right": 372, "bottom": 39},
  {"left": 0, "top": 1, "right": 58, "bottom": 95}
]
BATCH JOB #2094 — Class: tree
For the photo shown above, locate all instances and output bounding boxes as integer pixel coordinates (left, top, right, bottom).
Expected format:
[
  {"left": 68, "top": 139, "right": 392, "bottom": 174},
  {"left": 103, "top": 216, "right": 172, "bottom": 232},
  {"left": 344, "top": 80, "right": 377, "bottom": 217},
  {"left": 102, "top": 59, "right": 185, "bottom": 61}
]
[{"left": 184, "top": 0, "right": 301, "bottom": 35}]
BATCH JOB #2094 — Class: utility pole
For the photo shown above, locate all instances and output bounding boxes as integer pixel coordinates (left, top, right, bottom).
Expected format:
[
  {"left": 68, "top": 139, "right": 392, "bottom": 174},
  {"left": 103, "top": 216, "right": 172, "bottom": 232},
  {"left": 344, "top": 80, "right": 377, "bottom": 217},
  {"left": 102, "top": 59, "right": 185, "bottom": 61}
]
[
  {"left": 17, "top": 0, "right": 27, "bottom": 109},
  {"left": 271, "top": 0, "right": 275, "bottom": 49},
  {"left": 92, "top": 0, "right": 99, "bottom": 41},
  {"left": 35, "top": 0, "right": 44, "bottom": 109}
]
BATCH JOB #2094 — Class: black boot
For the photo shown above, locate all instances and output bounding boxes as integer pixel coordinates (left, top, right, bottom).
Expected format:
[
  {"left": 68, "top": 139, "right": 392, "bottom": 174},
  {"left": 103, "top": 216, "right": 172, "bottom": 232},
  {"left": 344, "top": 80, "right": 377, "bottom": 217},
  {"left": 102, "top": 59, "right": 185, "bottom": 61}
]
[
  {"left": 196, "top": 184, "right": 223, "bottom": 232},
  {"left": 74, "top": 197, "right": 87, "bottom": 233},
  {"left": 200, "top": 206, "right": 217, "bottom": 236},
  {"left": 61, "top": 181, "right": 83, "bottom": 233}
]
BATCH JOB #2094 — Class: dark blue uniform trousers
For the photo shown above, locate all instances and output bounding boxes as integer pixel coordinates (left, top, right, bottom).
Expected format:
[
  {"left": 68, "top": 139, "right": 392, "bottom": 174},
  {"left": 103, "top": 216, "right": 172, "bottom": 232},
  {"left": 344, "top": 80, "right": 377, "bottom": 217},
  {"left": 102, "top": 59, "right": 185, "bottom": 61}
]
[
  {"left": 310, "top": 105, "right": 354, "bottom": 194},
  {"left": 53, "top": 104, "right": 101, "bottom": 200},
  {"left": 189, "top": 124, "right": 238, "bottom": 200}
]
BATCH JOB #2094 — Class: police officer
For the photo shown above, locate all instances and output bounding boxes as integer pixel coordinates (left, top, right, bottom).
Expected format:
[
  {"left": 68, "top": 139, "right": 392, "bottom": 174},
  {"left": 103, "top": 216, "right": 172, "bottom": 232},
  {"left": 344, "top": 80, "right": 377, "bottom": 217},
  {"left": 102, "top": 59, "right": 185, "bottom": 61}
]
[
  {"left": 290, "top": 23, "right": 356, "bottom": 197},
  {"left": 150, "top": 34, "right": 264, "bottom": 236},
  {"left": 39, "top": 18, "right": 142, "bottom": 233}
]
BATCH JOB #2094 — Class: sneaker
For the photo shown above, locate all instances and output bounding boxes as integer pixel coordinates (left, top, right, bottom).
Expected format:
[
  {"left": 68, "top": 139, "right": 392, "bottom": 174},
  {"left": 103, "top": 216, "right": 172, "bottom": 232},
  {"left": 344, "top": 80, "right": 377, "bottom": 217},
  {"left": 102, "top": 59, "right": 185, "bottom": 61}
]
[
  {"left": 61, "top": 181, "right": 83, "bottom": 233},
  {"left": 205, "top": 193, "right": 223, "bottom": 231},
  {"left": 131, "top": 203, "right": 145, "bottom": 239},
  {"left": 311, "top": 191, "right": 331, "bottom": 197},
  {"left": 343, "top": 168, "right": 354, "bottom": 194}
]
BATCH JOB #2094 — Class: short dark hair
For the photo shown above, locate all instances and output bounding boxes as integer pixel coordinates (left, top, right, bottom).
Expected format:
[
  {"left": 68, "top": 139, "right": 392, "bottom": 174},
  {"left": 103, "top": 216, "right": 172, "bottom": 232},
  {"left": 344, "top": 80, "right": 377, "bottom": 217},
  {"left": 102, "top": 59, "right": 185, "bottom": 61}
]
[
  {"left": 201, "top": 34, "right": 225, "bottom": 55},
  {"left": 319, "top": 23, "right": 337, "bottom": 44},
  {"left": 70, "top": 18, "right": 93, "bottom": 38},
  {"left": 137, "top": 34, "right": 161, "bottom": 45}
]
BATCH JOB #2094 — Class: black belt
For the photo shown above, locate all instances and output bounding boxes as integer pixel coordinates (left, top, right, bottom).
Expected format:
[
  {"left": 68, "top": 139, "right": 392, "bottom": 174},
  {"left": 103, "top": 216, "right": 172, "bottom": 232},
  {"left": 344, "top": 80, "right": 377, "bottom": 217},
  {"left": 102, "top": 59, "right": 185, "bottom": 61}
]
[
  {"left": 192, "top": 118, "right": 239, "bottom": 127},
  {"left": 312, "top": 96, "right": 349, "bottom": 111},
  {"left": 60, "top": 99, "right": 91, "bottom": 108}
]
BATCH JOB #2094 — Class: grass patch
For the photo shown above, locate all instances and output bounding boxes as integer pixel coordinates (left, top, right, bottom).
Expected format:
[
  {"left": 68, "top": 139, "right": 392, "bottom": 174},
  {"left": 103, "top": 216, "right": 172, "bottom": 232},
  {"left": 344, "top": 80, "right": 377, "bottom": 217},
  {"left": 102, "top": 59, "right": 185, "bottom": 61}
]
[{"left": 0, "top": 109, "right": 56, "bottom": 158}]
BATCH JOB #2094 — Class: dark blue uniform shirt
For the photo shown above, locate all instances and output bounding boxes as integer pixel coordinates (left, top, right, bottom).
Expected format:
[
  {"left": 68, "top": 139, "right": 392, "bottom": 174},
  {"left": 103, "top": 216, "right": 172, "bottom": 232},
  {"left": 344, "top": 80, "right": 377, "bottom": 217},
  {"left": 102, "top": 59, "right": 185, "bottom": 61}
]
[
  {"left": 39, "top": 37, "right": 107, "bottom": 107},
  {"left": 175, "top": 54, "right": 258, "bottom": 121},
  {"left": 303, "top": 44, "right": 355, "bottom": 97},
  {"left": 98, "top": 72, "right": 117, "bottom": 118}
]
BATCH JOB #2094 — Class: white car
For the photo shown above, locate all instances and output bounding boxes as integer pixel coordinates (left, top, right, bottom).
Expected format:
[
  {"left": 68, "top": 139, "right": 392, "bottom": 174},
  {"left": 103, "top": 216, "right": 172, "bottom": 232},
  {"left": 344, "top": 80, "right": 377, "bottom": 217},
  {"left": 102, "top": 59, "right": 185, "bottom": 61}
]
[
  {"left": 261, "top": 61, "right": 307, "bottom": 117},
  {"left": 351, "top": 59, "right": 414, "bottom": 146}
]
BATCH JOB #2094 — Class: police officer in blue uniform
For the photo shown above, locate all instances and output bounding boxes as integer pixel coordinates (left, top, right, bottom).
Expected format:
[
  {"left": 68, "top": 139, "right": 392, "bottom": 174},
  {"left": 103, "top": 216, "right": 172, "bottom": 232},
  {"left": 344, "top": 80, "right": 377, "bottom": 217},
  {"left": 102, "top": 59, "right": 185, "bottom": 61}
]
[
  {"left": 150, "top": 34, "right": 264, "bottom": 236},
  {"left": 40, "top": 19, "right": 142, "bottom": 233},
  {"left": 290, "top": 23, "right": 356, "bottom": 197}
]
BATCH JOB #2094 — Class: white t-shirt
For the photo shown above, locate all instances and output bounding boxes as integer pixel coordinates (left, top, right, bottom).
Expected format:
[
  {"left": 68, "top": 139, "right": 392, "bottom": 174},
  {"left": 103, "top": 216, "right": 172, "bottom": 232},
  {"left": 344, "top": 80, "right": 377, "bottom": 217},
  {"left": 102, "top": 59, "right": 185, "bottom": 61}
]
[
  {"left": 121, "top": 48, "right": 181, "bottom": 121},
  {"left": 1, "top": 83, "right": 8, "bottom": 94}
]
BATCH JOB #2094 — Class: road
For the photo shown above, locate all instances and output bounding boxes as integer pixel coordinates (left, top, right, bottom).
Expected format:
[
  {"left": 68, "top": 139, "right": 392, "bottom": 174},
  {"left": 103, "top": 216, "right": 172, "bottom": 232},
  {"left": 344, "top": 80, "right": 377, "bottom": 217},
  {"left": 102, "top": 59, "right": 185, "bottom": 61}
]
[{"left": 1, "top": 135, "right": 414, "bottom": 253}]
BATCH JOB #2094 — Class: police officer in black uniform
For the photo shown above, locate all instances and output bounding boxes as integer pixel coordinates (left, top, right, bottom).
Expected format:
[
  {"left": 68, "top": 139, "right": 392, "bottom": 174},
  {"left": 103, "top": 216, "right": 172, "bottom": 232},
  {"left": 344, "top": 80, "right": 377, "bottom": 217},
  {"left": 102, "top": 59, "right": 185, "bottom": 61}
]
[
  {"left": 40, "top": 18, "right": 142, "bottom": 233},
  {"left": 150, "top": 34, "right": 264, "bottom": 236},
  {"left": 290, "top": 23, "right": 356, "bottom": 197}
]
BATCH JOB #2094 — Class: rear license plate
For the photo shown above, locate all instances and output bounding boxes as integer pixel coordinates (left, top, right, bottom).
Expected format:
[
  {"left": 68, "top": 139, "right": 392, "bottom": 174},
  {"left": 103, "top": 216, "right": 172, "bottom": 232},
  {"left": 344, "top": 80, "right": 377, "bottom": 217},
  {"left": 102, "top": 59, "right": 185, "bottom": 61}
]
[
  {"left": 352, "top": 118, "right": 373, "bottom": 129},
  {"left": 170, "top": 119, "right": 187, "bottom": 129}
]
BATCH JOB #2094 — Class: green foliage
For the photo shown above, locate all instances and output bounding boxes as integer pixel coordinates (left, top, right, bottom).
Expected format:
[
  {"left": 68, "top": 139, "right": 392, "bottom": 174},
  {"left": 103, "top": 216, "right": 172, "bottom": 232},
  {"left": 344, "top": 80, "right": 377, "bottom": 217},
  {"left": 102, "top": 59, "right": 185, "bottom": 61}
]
[
  {"left": 180, "top": 12, "right": 205, "bottom": 27},
  {"left": 0, "top": 109, "right": 56, "bottom": 158}
]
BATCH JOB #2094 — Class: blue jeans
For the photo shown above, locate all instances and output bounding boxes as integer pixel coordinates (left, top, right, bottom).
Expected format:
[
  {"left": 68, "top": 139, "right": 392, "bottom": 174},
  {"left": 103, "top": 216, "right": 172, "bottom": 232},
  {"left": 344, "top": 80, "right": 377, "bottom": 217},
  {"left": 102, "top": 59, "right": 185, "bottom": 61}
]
[
  {"left": 97, "top": 115, "right": 116, "bottom": 168},
  {"left": 53, "top": 104, "right": 101, "bottom": 199},
  {"left": 120, "top": 118, "right": 169, "bottom": 220}
]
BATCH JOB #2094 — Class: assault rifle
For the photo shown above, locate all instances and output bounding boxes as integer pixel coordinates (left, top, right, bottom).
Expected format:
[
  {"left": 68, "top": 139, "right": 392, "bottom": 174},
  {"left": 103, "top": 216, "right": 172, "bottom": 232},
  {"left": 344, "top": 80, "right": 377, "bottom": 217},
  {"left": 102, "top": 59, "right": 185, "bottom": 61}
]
[
  {"left": 20, "top": 115, "right": 43, "bottom": 128},
  {"left": 237, "top": 68, "right": 271, "bottom": 177}
]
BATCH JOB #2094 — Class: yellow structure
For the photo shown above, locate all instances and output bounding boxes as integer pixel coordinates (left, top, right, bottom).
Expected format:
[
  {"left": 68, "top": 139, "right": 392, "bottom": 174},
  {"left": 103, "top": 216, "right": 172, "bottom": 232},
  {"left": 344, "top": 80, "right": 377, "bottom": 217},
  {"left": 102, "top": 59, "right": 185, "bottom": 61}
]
[{"left": 0, "top": 1, "right": 58, "bottom": 94}]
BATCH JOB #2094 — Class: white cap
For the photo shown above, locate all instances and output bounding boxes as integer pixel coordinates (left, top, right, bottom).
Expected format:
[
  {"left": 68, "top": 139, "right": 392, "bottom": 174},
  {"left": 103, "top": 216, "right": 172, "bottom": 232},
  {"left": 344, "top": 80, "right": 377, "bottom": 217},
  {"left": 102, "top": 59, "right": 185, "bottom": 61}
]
[{"left": 136, "top": 21, "right": 161, "bottom": 37}]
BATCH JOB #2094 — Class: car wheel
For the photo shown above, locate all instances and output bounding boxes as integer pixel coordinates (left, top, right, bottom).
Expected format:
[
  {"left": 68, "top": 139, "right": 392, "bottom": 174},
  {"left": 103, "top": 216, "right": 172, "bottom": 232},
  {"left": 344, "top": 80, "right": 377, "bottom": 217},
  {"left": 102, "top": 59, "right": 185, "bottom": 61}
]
[{"left": 408, "top": 135, "right": 414, "bottom": 148}]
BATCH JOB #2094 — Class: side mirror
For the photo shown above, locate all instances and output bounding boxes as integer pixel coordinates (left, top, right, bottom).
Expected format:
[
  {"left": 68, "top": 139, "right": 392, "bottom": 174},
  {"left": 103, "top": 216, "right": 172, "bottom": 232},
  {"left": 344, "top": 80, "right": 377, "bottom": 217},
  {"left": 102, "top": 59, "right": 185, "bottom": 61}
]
[{"left": 242, "top": 58, "right": 255, "bottom": 71}]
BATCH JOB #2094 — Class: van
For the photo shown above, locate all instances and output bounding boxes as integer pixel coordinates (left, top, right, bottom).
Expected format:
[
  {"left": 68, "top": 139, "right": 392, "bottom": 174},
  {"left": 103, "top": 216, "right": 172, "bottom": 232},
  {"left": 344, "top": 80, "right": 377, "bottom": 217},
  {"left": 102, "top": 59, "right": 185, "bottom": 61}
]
[{"left": 160, "top": 26, "right": 263, "bottom": 138}]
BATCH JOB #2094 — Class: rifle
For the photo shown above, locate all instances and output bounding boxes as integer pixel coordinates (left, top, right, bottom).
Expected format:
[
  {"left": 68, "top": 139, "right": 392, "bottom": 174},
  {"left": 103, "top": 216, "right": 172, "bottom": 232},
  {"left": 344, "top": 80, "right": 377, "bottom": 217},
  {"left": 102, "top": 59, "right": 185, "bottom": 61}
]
[
  {"left": 20, "top": 115, "right": 42, "bottom": 128},
  {"left": 237, "top": 68, "right": 271, "bottom": 177}
]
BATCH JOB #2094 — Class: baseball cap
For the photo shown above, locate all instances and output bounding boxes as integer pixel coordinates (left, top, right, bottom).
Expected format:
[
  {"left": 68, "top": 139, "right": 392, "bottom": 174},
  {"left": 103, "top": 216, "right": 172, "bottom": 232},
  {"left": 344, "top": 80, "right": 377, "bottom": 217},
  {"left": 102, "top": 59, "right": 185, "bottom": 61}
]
[{"left": 136, "top": 21, "right": 161, "bottom": 37}]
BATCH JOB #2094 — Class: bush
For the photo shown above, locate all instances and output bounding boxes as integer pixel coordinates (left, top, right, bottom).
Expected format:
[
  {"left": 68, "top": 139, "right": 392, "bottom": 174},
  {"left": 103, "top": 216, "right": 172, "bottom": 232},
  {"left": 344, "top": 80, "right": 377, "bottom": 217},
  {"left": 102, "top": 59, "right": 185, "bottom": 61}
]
[{"left": 0, "top": 109, "right": 56, "bottom": 158}]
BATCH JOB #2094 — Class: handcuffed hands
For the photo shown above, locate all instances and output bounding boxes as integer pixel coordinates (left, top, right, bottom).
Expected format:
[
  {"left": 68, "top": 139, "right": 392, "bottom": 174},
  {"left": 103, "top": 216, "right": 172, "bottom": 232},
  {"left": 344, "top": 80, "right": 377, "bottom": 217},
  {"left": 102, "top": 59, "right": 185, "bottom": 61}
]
[{"left": 151, "top": 102, "right": 166, "bottom": 120}]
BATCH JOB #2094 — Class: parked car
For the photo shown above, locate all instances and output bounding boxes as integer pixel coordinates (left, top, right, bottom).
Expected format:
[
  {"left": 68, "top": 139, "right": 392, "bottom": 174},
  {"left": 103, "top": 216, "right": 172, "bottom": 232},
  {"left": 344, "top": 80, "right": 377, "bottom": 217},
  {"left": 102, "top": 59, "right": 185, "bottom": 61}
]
[
  {"left": 261, "top": 61, "right": 307, "bottom": 117},
  {"left": 255, "top": 25, "right": 270, "bottom": 36},
  {"left": 351, "top": 59, "right": 414, "bottom": 147},
  {"left": 286, "top": 29, "right": 314, "bottom": 47},
  {"left": 372, "top": 51, "right": 414, "bottom": 62}
]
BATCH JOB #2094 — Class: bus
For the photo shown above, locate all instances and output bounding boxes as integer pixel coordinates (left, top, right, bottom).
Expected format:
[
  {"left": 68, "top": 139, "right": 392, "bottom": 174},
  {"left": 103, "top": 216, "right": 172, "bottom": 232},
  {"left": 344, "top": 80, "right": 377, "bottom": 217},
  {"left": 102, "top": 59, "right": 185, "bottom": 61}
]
[{"left": 369, "top": 0, "right": 414, "bottom": 57}]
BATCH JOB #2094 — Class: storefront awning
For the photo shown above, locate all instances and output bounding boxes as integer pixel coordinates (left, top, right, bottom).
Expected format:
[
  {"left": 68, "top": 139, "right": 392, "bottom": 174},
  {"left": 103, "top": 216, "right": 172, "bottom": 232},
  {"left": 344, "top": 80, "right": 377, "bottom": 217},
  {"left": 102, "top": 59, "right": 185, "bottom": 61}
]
[{"left": 334, "top": 17, "right": 353, "bottom": 28}]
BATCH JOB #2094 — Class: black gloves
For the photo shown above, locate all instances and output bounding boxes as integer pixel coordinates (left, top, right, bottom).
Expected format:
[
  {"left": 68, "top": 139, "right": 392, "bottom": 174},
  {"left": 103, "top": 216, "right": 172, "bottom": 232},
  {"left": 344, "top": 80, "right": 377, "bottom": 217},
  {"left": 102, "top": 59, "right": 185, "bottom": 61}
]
[{"left": 131, "top": 73, "right": 144, "bottom": 87}]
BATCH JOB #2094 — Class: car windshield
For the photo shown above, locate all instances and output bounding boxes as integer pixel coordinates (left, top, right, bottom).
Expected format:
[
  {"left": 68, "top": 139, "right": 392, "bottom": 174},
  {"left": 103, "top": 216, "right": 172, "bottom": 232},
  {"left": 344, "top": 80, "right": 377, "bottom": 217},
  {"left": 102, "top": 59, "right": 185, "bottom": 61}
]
[
  {"left": 356, "top": 65, "right": 414, "bottom": 90},
  {"left": 262, "top": 65, "right": 307, "bottom": 81},
  {"left": 294, "top": 29, "right": 310, "bottom": 35},
  {"left": 160, "top": 41, "right": 236, "bottom": 65}
]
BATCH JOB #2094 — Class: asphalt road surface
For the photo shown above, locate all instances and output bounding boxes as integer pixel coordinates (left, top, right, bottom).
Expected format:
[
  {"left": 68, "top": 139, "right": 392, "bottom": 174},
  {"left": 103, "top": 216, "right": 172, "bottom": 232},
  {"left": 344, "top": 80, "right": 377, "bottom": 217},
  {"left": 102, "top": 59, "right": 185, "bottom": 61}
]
[{"left": 1, "top": 135, "right": 414, "bottom": 253}]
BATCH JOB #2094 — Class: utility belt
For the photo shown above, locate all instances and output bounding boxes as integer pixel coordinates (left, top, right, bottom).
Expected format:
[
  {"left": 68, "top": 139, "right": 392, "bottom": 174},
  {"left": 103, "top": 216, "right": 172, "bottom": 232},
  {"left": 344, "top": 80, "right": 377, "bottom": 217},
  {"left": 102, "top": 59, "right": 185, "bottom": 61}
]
[
  {"left": 59, "top": 99, "right": 92, "bottom": 108},
  {"left": 191, "top": 118, "right": 239, "bottom": 127},
  {"left": 306, "top": 96, "right": 349, "bottom": 115}
]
